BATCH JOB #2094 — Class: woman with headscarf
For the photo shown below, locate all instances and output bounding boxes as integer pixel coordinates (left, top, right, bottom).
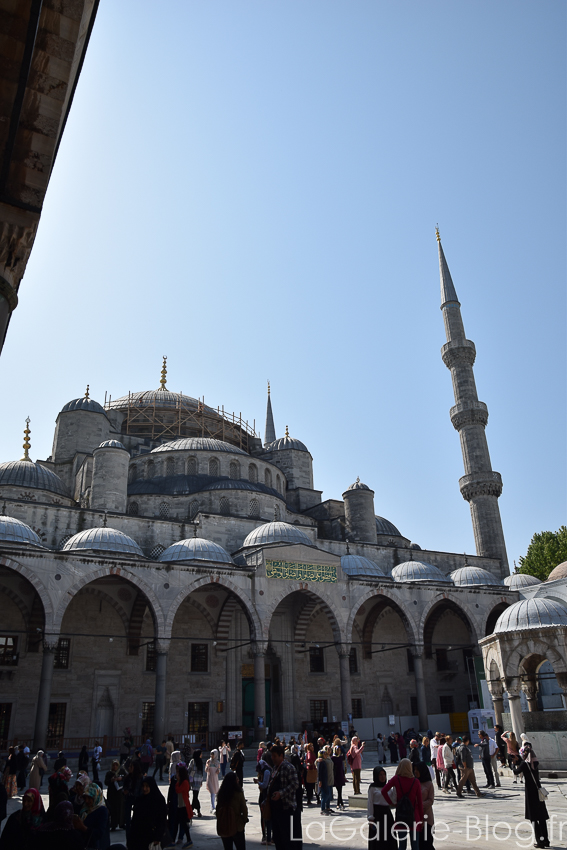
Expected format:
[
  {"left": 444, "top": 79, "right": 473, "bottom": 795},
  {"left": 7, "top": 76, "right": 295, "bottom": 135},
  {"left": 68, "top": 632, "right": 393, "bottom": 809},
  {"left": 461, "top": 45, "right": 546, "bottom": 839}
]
[
  {"left": 188, "top": 749, "right": 204, "bottom": 817},
  {"left": 128, "top": 775, "right": 168, "bottom": 849},
  {"left": 48, "top": 766, "right": 72, "bottom": 806},
  {"left": 367, "top": 766, "right": 395, "bottom": 850},
  {"left": 74, "top": 783, "right": 110, "bottom": 849},
  {"left": 53, "top": 751, "right": 67, "bottom": 773},
  {"left": 414, "top": 762, "right": 434, "bottom": 850},
  {"left": 78, "top": 745, "right": 89, "bottom": 774},
  {"left": 304, "top": 742, "right": 317, "bottom": 807},
  {"left": 331, "top": 744, "right": 346, "bottom": 810},
  {"left": 254, "top": 758, "right": 272, "bottom": 845},
  {"left": 0, "top": 786, "right": 45, "bottom": 849},
  {"left": 396, "top": 733, "right": 407, "bottom": 760},
  {"left": 511, "top": 747, "right": 549, "bottom": 849},
  {"left": 164, "top": 763, "right": 193, "bottom": 849},
  {"left": 381, "top": 759, "right": 423, "bottom": 850},
  {"left": 33, "top": 800, "right": 85, "bottom": 850},
  {"left": 69, "top": 772, "right": 90, "bottom": 815},
  {"left": 215, "top": 771, "right": 248, "bottom": 850},
  {"left": 28, "top": 751, "right": 47, "bottom": 790},
  {"left": 206, "top": 748, "right": 221, "bottom": 812},
  {"left": 123, "top": 758, "right": 143, "bottom": 838},
  {"left": 104, "top": 758, "right": 125, "bottom": 830},
  {"left": 3, "top": 746, "right": 17, "bottom": 798}
]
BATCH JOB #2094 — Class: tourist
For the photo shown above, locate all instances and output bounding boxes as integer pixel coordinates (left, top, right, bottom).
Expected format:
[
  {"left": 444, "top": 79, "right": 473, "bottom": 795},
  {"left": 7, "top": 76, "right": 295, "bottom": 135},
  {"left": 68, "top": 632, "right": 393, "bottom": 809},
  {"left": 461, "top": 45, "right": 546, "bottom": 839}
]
[
  {"left": 289, "top": 750, "right": 304, "bottom": 849},
  {"left": 429, "top": 735, "right": 441, "bottom": 789},
  {"left": 140, "top": 737, "right": 154, "bottom": 773},
  {"left": 317, "top": 747, "right": 333, "bottom": 815},
  {"left": 75, "top": 783, "right": 110, "bottom": 848},
  {"left": 129, "top": 775, "right": 168, "bottom": 849},
  {"left": 34, "top": 800, "right": 85, "bottom": 850},
  {"left": 48, "top": 766, "right": 72, "bottom": 806},
  {"left": 409, "top": 740, "right": 421, "bottom": 767},
  {"left": 206, "top": 748, "right": 221, "bottom": 811},
  {"left": 381, "top": 759, "right": 423, "bottom": 850},
  {"left": 455, "top": 735, "right": 482, "bottom": 798},
  {"left": 487, "top": 733, "right": 501, "bottom": 787},
  {"left": 331, "top": 743, "right": 346, "bottom": 810},
  {"left": 91, "top": 741, "right": 102, "bottom": 783},
  {"left": 69, "top": 773, "right": 90, "bottom": 814},
  {"left": 220, "top": 739, "right": 232, "bottom": 777},
  {"left": 254, "top": 759, "right": 272, "bottom": 845},
  {"left": 266, "top": 744, "right": 299, "bottom": 850},
  {"left": 28, "top": 750, "right": 47, "bottom": 789},
  {"left": 16, "top": 744, "right": 29, "bottom": 791},
  {"left": 53, "top": 751, "right": 67, "bottom": 773},
  {"left": 78, "top": 745, "right": 89, "bottom": 773},
  {"left": 153, "top": 740, "right": 167, "bottom": 781},
  {"left": 104, "top": 759, "right": 125, "bottom": 830},
  {"left": 387, "top": 734, "right": 398, "bottom": 765},
  {"left": 502, "top": 730, "right": 521, "bottom": 777},
  {"left": 0, "top": 786, "right": 45, "bottom": 848},
  {"left": 494, "top": 724, "right": 507, "bottom": 767},
  {"left": 367, "top": 766, "right": 395, "bottom": 850},
  {"left": 215, "top": 770, "right": 248, "bottom": 850},
  {"left": 512, "top": 749, "right": 549, "bottom": 848},
  {"left": 396, "top": 733, "right": 407, "bottom": 760},
  {"left": 304, "top": 742, "right": 317, "bottom": 806},
  {"left": 475, "top": 731, "right": 496, "bottom": 788},
  {"left": 441, "top": 735, "right": 457, "bottom": 793},
  {"left": 123, "top": 759, "right": 143, "bottom": 837},
  {"left": 230, "top": 740, "right": 246, "bottom": 786},
  {"left": 169, "top": 746, "right": 182, "bottom": 779},
  {"left": 119, "top": 737, "right": 131, "bottom": 765},
  {"left": 414, "top": 761, "right": 435, "bottom": 849},
  {"left": 376, "top": 733, "right": 386, "bottom": 765},
  {"left": 188, "top": 749, "right": 204, "bottom": 817},
  {"left": 347, "top": 736, "right": 365, "bottom": 795}
]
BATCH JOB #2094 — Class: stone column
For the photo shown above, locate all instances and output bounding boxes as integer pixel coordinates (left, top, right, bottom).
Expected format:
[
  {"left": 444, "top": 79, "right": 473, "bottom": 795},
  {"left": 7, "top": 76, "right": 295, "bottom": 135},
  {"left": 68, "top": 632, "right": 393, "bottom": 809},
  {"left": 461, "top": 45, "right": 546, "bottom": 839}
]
[
  {"left": 33, "top": 636, "right": 59, "bottom": 752},
  {"left": 337, "top": 644, "right": 352, "bottom": 722},
  {"left": 504, "top": 678, "right": 524, "bottom": 739},
  {"left": 153, "top": 640, "right": 170, "bottom": 745},
  {"left": 412, "top": 647, "right": 428, "bottom": 731},
  {"left": 521, "top": 677, "right": 539, "bottom": 712},
  {"left": 253, "top": 642, "right": 268, "bottom": 741},
  {"left": 487, "top": 678, "right": 504, "bottom": 727}
]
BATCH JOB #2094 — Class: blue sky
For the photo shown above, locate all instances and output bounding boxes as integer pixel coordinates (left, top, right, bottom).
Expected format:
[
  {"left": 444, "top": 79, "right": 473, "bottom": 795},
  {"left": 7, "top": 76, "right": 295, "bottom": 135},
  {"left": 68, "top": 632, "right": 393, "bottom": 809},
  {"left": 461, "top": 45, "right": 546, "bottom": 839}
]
[{"left": 0, "top": 0, "right": 565, "bottom": 567}]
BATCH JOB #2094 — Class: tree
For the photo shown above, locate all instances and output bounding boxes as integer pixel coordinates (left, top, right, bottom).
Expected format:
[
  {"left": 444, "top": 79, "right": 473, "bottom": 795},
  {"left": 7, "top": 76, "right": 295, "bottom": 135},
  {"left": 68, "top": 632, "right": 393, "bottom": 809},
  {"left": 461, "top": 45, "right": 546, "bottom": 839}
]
[{"left": 518, "top": 526, "right": 567, "bottom": 581}]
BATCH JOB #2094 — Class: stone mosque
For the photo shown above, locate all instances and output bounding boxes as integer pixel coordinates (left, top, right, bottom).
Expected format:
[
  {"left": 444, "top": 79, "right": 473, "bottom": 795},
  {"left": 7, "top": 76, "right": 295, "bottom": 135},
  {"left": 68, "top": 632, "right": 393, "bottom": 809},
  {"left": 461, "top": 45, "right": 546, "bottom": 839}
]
[{"left": 0, "top": 234, "right": 566, "bottom": 752}]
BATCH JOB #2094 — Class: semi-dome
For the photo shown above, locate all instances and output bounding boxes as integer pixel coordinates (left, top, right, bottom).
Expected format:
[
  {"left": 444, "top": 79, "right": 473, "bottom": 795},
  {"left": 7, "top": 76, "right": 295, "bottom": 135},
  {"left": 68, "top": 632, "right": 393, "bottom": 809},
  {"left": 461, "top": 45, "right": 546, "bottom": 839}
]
[
  {"left": 548, "top": 562, "right": 567, "bottom": 582},
  {"left": 345, "top": 477, "right": 371, "bottom": 491},
  {"left": 243, "top": 521, "right": 312, "bottom": 548},
  {"left": 375, "top": 515, "right": 402, "bottom": 537},
  {"left": 158, "top": 538, "right": 233, "bottom": 564},
  {"left": 493, "top": 597, "right": 567, "bottom": 634},
  {"left": 391, "top": 560, "right": 452, "bottom": 583},
  {"left": 450, "top": 566, "right": 502, "bottom": 587},
  {"left": 151, "top": 438, "right": 247, "bottom": 456},
  {"left": 0, "top": 515, "right": 42, "bottom": 546},
  {"left": 0, "top": 460, "right": 68, "bottom": 497},
  {"left": 265, "top": 435, "right": 308, "bottom": 453},
  {"left": 62, "top": 527, "right": 143, "bottom": 557},
  {"left": 97, "top": 440, "right": 127, "bottom": 450},
  {"left": 341, "top": 555, "right": 387, "bottom": 578},
  {"left": 503, "top": 573, "right": 542, "bottom": 590},
  {"left": 61, "top": 397, "right": 105, "bottom": 415}
]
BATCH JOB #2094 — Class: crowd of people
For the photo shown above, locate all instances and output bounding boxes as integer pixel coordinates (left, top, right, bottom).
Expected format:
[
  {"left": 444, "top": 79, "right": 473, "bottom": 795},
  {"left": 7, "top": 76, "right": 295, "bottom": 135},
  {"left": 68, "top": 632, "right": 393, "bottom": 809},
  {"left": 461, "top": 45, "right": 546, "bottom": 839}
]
[{"left": 0, "top": 724, "right": 551, "bottom": 850}]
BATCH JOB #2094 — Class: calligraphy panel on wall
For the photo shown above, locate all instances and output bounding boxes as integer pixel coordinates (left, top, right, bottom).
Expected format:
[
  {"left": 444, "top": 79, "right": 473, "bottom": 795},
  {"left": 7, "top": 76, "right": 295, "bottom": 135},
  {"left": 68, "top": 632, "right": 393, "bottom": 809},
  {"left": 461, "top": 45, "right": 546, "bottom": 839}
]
[{"left": 266, "top": 560, "right": 337, "bottom": 583}]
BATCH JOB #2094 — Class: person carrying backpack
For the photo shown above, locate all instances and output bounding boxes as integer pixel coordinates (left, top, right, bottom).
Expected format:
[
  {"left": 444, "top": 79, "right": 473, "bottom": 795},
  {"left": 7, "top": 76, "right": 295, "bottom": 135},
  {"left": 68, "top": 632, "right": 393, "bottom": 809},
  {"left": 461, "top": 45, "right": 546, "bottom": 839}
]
[
  {"left": 140, "top": 738, "right": 154, "bottom": 772},
  {"left": 381, "top": 759, "right": 423, "bottom": 850},
  {"left": 215, "top": 771, "right": 248, "bottom": 850}
]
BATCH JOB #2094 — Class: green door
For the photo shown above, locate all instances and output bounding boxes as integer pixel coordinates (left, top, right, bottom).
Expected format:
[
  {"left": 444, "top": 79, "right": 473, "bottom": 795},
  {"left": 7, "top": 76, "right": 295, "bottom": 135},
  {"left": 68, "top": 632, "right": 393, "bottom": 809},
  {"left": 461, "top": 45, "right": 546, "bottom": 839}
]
[{"left": 242, "top": 679, "right": 271, "bottom": 731}]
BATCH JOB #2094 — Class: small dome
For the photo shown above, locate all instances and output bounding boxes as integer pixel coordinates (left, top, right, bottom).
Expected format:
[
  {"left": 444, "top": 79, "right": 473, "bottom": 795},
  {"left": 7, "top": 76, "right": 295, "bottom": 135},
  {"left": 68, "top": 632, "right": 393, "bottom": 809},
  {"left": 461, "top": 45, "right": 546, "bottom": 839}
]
[
  {"left": 62, "top": 527, "right": 143, "bottom": 557},
  {"left": 391, "top": 560, "right": 452, "bottom": 583},
  {"left": 450, "top": 566, "right": 502, "bottom": 587},
  {"left": 375, "top": 515, "right": 402, "bottom": 537},
  {"left": 494, "top": 597, "right": 567, "bottom": 633},
  {"left": 345, "top": 477, "right": 371, "bottom": 492},
  {"left": 158, "top": 538, "right": 233, "bottom": 564},
  {"left": 97, "top": 440, "right": 127, "bottom": 450},
  {"left": 409, "top": 542, "right": 421, "bottom": 550},
  {"left": 341, "top": 555, "right": 387, "bottom": 578},
  {"left": 265, "top": 435, "right": 308, "bottom": 453},
  {"left": 0, "top": 515, "right": 42, "bottom": 546},
  {"left": 151, "top": 438, "right": 247, "bottom": 456},
  {"left": 503, "top": 573, "right": 542, "bottom": 590},
  {"left": 243, "top": 521, "right": 312, "bottom": 548},
  {"left": 0, "top": 460, "right": 68, "bottom": 497},
  {"left": 61, "top": 397, "right": 105, "bottom": 415},
  {"left": 548, "top": 561, "right": 567, "bottom": 582}
]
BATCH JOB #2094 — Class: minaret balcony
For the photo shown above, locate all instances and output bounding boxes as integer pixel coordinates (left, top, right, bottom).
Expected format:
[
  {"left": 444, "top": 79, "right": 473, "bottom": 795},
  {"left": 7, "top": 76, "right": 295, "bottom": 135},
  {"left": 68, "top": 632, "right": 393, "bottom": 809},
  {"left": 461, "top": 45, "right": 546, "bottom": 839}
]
[
  {"left": 459, "top": 471, "right": 503, "bottom": 501},
  {"left": 441, "top": 338, "right": 476, "bottom": 369},
  {"left": 450, "top": 400, "right": 489, "bottom": 430}
]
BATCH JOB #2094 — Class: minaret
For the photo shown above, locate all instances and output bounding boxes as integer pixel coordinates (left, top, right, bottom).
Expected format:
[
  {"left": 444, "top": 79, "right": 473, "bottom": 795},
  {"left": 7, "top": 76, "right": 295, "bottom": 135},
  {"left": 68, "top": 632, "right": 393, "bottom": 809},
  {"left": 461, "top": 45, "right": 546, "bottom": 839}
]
[
  {"left": 264, "top": 381, "right": 276, "bottom": 446},
  {"left": 437, "top": 228, "right": 508, "bottom": 575}
]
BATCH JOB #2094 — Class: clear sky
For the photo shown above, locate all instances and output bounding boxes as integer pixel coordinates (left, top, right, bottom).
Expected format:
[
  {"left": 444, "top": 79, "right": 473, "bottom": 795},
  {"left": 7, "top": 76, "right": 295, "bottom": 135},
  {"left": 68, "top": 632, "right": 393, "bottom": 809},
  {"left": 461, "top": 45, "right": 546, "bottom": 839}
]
[{"left": 0, "top": 1, "right": 565, "bottom": 568}]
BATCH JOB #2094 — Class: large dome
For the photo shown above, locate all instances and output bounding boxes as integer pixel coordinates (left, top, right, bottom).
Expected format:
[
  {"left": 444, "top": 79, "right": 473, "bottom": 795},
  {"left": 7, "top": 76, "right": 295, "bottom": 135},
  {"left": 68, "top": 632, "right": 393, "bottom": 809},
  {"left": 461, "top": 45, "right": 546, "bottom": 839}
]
[
  {"left": 0, "top": 516, "right": 42, "bottom": 546},
  {"left": 243, "top": 521, "right": 312, "bottom": 548},
  {"left": 375, "top": 516, "right": 402, "bottom": 537},
  {"left": 494, "top": 597, "right": 567, "bottom": 634},
  {"left": 151, "top": 438, "right": 247, "bottom": 456},
  {"left": 0, "top": 460, "right": 68, "bottom": 497},
  {"left": 503, "top": 573, "right": 542, "bottom": 590},
  {"left": 61, "top": 397, "right": 105, "bottom": 414},
  {"left": 265, "top": 435, "right": 309, "bottom": 453},
  {"left": 62, "top": 527, "right": 143, "bottom": 557},
  {"left": 158, "top": 538, "right": 233, "bottom": 564},
  {"left": 108, "top": 389, "right": 217, "bottom": 414},
  {"left": 391, "top": 560, "right": 452, "bottom": 583},
  {"left": 341, "top": 555, "right": 387, "bottom": 578},
  {"left": 450, "top": 566, "right": 502, "bottom": 587},
  {"left": 548, "top": 562, "right": 567, "bottom": 582}
]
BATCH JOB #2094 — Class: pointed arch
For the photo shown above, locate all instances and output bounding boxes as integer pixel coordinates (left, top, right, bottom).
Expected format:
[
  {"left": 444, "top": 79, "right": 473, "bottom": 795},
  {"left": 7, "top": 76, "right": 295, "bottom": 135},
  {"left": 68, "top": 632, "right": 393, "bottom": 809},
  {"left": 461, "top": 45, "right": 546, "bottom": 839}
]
[
  {"left": 216, "top": 596, "right": 240, "bottom": 650},
  {"left": 483, "top": 601, "right": 511, "bottom": 637},
  {"left": 164, "top": 575, "right": 260, "bottom": 641},
  {"left": 77, "top": 586, "right": 130, "bottom": 634},
  {"left": 265, "top": 587, "right": 344, "bottom": 645},
  {"left": 419, "top": 593, "right": 478, "bottom": 657},
  {"left": 347, "top": 588, "right": 418, "bottom": 649},
  {"left": 0, "top": 555, "right": 54, "bottom": 629}
]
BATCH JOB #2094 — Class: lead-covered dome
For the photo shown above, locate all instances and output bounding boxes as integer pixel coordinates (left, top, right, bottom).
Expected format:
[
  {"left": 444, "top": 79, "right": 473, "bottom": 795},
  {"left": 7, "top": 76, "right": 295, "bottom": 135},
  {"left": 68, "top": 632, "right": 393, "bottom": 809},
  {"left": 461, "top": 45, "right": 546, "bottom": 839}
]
[
  {"left": 0, "top": 460, "right": 68, "bottom": 497},
  {"left": 341, "top": 555, "right": 387, "bottom": 578},
  {"left": 265, "top": 435, "right": 308, "bottom": 453},
  {"left": 547, "top": 562, "right": 567, "bottom": 582},
  {"left": 62, "top": 527, "right": 143, "bottom": 557},
  {"left": 0, "top": 515, "right": 42, "bottom": 546},
  {"left": 158, "top": 538, "right": 233, "bottom": 564},
  {"left": 345, "top": 477, "right": 371, "bottom": 491},
  {"left": 494, "top": 597, "right": 567, "bottom": 633},
  {"left": 450, "top": 566, "right": 502, "bottom": 587},
  {"left": 98, "top": 440, "right": 127, "bottom": 450},
  {"left": 375, "top": 516, "right": 402, "bottom": 537},
  {"left": 151, "top": 438, "right": 247, "bottom": 456},
  {"left": 503, "top": 574, "right": 542, "bottom": 590},
  {"left": 243, "top": 521, "right": 312, "bottom": 548},
  {"left": 391, "top": 560, "right": 452, "bottom": 583},
  {"left": 61, "top": 397, "right": 105, "bottom": 414}
]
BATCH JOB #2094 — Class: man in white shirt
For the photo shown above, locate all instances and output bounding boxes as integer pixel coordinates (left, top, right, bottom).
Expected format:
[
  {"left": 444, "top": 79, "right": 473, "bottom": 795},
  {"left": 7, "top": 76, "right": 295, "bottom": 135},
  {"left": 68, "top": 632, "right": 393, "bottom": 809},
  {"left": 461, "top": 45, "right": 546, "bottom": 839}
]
[
  {"left": 488, "top": 735, "right": 501, "bottom": 787},
  {"left": 430, "top": 733, "right": 441, "bottom": 789},
  {"left": 92, "top": 741, "right": 102, "bottom": 783},
  {"left": 442, "top": 735, "right": 457, "bottom": 793}
]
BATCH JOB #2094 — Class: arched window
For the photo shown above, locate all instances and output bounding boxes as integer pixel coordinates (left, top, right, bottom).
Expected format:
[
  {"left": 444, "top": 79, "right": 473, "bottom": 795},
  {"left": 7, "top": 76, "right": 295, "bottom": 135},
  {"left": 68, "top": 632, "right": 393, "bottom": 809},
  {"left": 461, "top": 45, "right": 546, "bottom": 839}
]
[
  {"left": 249, "top": 498, "right": 260, "bottom": 518},
  {"left": 220, "top": 497, "right": 230, "bottom": 516},
  {"left": 274, "top": 504, "right": 280, "bottom": 520},
  {"left": 229, "top": 460, "right": 240, "bottom": 480},
  {"left": 248, "top": 464, "right": 258, "bottom": 483},
  {"left": 209, "top": 458, "right": 219, "bottom": 477},
  {"left": 166, "top": 458, "right": 175, "bottom": 476},
  {"left": 187, "top": 456, "right": 197, "bottom": 475},
  {"left": 276, "top": 474, "right": 281, "bottom": 493},
  {"left": 129, "top": 465, "right": 137, "bottom": 483},
  {"left": 147, "top": 460, "right": 155, "bottom": 480},
  {"left": 128, "top": 501, "right": 139, "bottom": 516},
  {"left": 149, "top": 544, "right": 165, "bottom": 560},
  {"left": 159, "top": 502, "right": 170, "bottom": 519},
  {"left": 189, "top": 500, "right": 199, "bottom": 519},
  {"left": 265, "top": 468, "right": 272, "bottom": 488}
]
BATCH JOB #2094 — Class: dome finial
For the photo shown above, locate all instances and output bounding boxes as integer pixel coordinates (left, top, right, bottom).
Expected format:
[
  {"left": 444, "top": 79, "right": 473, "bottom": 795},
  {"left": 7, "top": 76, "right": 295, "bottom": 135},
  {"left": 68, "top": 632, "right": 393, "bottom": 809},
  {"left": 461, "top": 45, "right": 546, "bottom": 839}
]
[
  {"left": 346, "top": 541, "right": 350, "bottom": 554},
  {"left": 159, "top": 356, "right": 167, "bottom": 390},
  {"left": 267, "top": 380, "right": 270, "bottom": 396},
  {"left": 85, "top": 384, "right": 90, "bottom": 400},
  {"left": 435, "top": 224, "right": 441, "bottom": 243},
  {"left": 285, "top": 425, "right": 289, "bottom": 438},
  {"left": 103, "top": 511, "right": 108, "bottom": 528},
  {"left": 21, "top": 417, "right": 32, "bottom": 462},
  {"left": 1, "top": 501, "right": 6, "bottom": 516}
]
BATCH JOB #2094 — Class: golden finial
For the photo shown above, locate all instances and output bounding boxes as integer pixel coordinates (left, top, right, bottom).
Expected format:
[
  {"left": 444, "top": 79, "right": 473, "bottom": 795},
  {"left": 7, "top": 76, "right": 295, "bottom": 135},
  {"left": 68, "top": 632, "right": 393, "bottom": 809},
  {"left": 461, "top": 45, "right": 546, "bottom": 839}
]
[
  {"left": 159, "top": 356, "right": 167, "bottom": 390},
  {"left": 285, "top": 425, "right": 289, "bottom": 438},
  {"left": 85, "top": 384, "right": 90, "bottom": 400},
  {"left": 267, "top": 380, "right": 270, "bottom": 396},
  {"left": 21, "top": 417, "right": 32, "bottom": 462},
  {"left": 435, "top": 224, "right": 441, "bottom": 243}
]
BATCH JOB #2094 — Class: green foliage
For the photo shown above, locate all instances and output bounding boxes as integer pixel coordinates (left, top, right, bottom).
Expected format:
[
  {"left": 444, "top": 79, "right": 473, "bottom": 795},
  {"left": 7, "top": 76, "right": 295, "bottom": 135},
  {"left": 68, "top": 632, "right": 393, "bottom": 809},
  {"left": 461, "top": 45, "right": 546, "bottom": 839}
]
[{"left": 518, "top": 526, "right": 567, "bottom": 581}]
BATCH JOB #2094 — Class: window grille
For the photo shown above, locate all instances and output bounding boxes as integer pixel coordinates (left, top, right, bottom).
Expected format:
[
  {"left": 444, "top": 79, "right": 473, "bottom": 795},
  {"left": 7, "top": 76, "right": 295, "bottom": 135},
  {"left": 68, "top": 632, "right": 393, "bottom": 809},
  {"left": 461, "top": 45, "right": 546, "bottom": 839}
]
[
  {"left": 310, "top": 699, "right": 328, "bottom": 724},
  {"left": 249, "top": 498, "right": 260, "bottom": 518},
  {"left": 189, "top": 500, "right": 199, "bottom": 519},
  {"left": 309, "top": 646, "right": 325, "bottom": 673},
  {"left": 166, "top": 458, "right": 175, "bottom": 476},
  {"left": 248, "top": 464, "right": 258, "bottom": 483},
  {"left": 229, "top": 461, "right": 240, "bottom": 480},
  {"left": 47, "top": 703, "right": 66, "bottom": 743},
  {"left": 220, "top": 497, "right": 230, "bottom": 516},
  {"left": 54, "top": 638, "right": 70, "bottom": 669},
  {"left": 187, "top": 457, "right": 197, "bottom": 475},
  {"left": 191, "top": 644, "right": 208, "bottom": 672},
  {"left": 349, "top": 647, "right": 358, "bottom": 674},
  {"left": 146, "top": 643, "right": 157, "bottom": 672},
  {"left": 129, "top": 465, "right": 137, "bottom": 483},
  {"left": 0, "top": 636, "right": 18, "bottom": 666},
  {"left": 159, "top": 502, "right": 169, "bottom": 519},
  {"left": 142, "top": 702, "right": 155, "bottom": 738},
  {"left": 351, "top": 698, "right": 363, "bottom": 718},
  {"left": 150, "top": 544, "right": 165, "bottom": 560},
  {"left": 187, "top": 702, "right": 209, "bottom": 734},
  {"left": 128, "top": 502, "right": 139, "bottom": 516},
  {"left": 265, "top": 469, "right": 272, "bottom": 488},
  {"left": 209, "top": 458, "right": 219, "bottom": 477}
]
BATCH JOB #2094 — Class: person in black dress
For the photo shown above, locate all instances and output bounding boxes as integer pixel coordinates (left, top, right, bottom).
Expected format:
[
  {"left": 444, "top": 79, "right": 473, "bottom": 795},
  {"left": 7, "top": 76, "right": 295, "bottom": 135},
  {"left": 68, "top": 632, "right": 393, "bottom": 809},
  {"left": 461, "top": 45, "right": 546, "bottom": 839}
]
[{"left": 512, "top": 749, "right": 549, "bottom": 849}]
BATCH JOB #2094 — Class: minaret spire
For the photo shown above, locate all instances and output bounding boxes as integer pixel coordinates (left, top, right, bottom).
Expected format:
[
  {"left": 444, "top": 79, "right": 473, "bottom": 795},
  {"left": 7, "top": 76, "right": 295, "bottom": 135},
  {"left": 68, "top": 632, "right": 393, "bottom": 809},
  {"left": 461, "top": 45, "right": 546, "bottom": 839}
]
[
  {"left": 437, "top": 230, "right": 508, "bottom": 575},
  {"left": 264, "top": 381, "right": 276, "bottom": 446},
  {"left": 21, "top": 417, "right": 32, "bottom": 462}
]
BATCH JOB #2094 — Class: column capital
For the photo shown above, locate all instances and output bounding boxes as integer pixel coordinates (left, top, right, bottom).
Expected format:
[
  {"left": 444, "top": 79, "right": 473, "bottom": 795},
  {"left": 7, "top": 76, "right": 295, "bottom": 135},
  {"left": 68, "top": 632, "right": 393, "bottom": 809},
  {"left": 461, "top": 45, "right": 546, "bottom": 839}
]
[
  {"left": 155, "top": 639, "right": 171, "bottom": 654},
  {"left": 410, "top": 643, "right": 425, "bottom": 659},
  {"left": 336, "top": 643, "right": 352, "bottom": 658},
  {"left": 43, "top": 635, "right": 60, "bottom": 652},
  {"left": 486, "top": 677, "right": 504, "bottom": 699},
  {"left": 503, "top": 677, "right": 522, "bottom": 698},
  {"left": 252, "top": 641, "right": 269, "bottom": 657}
]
